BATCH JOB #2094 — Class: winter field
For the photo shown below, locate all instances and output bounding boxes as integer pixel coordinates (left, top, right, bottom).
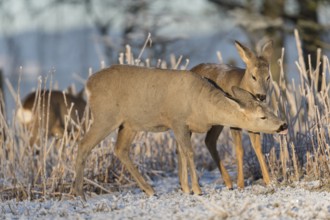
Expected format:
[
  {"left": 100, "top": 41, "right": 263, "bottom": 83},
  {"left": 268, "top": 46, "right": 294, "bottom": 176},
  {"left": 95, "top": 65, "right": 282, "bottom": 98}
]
[
  {"left": 2, "top": 172, "right": 330, "bottom": 219},
  {"left": 1, "top": 31, "right": 330, "bottom": 219}
]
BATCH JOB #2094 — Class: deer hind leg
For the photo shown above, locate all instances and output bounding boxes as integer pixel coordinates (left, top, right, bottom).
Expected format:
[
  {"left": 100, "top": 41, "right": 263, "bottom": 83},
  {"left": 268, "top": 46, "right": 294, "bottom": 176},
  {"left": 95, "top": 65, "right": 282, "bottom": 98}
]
[
  {"left": 114, "top": 125, "right": 155, "bottom": 196},
  {"left": 176, "top": 144, "right": 184, "bottom": 191},
  {"left": 73, "top": 116, "right": 119, "bottom": 200},
  {"left": 174, "top": 125, "right": 202, "bottom": 195},
  {"left": 205, "top": 125, "right": 233, "bottom": 190},
  {"left": 230, "top": 129, "right": 244, "bottom": 189},
  {"left": 176, "top": 132, "right": 192, "bottom": 192},
  {"left": 176, "top": 142, "right": 190, "bottom": 194},
  {"left": 248, "top": 132, "right": 270, "bottom": 185}
]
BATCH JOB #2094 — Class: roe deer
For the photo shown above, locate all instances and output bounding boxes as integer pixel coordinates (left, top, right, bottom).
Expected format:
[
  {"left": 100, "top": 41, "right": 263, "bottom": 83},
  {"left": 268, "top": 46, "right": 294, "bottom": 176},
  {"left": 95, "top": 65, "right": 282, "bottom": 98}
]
[
  {"left": 72, "top": 64, "right": 287, "bottom": 200},
  {"left": 17, "top": 89, "right": 87, "bottom": 147},
  {"left": 190, "top": 40, "right": 274, "bottom": 189}
]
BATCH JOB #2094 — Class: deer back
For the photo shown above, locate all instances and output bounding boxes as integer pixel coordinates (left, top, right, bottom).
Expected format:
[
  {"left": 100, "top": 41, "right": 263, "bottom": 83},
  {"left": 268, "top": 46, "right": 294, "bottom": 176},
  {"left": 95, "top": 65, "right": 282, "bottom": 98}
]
[{"left": 85, "top": 65, "right": 287, "bottom": 135}]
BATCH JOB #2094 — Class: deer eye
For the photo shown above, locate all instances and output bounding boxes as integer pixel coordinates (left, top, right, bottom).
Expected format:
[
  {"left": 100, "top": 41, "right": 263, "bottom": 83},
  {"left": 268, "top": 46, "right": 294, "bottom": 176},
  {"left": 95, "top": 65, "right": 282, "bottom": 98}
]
[
  {"left": 260, "top": 116, "right": 267, "bottom": 120},
  {"left": 266, "top": 76, "right": 270, "bottom": 81},
  {"left": 252, "top": 75, "right": 257, "bottom": 81}
]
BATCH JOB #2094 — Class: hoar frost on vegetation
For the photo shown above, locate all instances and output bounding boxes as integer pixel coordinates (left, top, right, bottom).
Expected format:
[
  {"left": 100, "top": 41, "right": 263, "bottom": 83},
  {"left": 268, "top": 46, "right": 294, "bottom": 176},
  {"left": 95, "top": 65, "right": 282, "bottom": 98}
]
[
  {"left": 1, "top": 172, "right": 330, "bottom": 220},
  {"left": 2, "top": 31, "right": 330, "bottom": 219}
]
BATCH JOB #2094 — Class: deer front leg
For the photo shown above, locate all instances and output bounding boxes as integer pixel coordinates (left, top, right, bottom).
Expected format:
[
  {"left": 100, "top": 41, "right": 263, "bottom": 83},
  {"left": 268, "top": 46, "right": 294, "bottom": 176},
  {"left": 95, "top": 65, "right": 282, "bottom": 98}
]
[
  {"left": 248, "top": 132, "right": 271, "bottom": 185},
  {"left": 205, "top": 125, "right": 233, "bottom": 190},
  {"left": 174, "top": 125, "right": 202, "bottom": 195},
  {"left": 230, "top": 128, "right": 244, "bottom": 189},
  {"left": 114, "top": 125, "right": 155, "bottom": 196}
]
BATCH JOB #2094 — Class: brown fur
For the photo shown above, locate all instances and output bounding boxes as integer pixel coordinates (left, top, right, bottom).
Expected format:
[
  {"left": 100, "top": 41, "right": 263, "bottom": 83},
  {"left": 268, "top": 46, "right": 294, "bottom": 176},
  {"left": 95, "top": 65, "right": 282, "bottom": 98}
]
[
  {"left": 190, "top": 40, "right": 274, "bottom": 189},
  {"left": 73, "top": 64, "right": 286, "bottom": 200},
  {"left": 17, "top": 90, "right": 86, "bottom": 147}
]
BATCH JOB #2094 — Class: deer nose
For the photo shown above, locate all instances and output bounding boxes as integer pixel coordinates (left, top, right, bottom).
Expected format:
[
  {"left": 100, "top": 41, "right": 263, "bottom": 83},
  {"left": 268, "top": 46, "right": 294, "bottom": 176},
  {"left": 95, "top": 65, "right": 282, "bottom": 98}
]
[
  {"left": 277, "top": 123, "right": 288, "bottom": 134},
  {"left": 256, "top": 94, "right": 266, "bottom": 102}
]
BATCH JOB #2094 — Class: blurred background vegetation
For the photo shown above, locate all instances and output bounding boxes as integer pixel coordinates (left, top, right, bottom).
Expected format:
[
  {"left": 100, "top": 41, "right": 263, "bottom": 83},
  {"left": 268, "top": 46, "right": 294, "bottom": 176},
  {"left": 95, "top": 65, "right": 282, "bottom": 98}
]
[
  {"left": 2, "top": 0, "right": 330, "bottom": 200},
  {"left": 0, "top": 0, "right": 330, "bottom": 114}
]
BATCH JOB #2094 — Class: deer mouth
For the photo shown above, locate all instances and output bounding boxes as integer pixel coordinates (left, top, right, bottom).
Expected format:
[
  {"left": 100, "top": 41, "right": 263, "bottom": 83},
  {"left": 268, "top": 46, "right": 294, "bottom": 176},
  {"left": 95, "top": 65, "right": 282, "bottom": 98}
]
[
  {"left": 256, "top": 94, "right": 267, "bottom": 102},
  {"left": 277, "top": 123, "right": 288, "bottom": 134}
]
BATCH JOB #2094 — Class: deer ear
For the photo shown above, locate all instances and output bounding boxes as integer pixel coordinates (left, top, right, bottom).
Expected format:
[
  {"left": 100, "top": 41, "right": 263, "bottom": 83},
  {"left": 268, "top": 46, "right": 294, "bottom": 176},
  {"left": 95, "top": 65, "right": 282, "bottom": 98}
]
[
  {"left": 231, "top": 86, "right": 255, "bottom": 105},
  {"left": 225, "top": 94, "right": 245, "bottom": 111},
  {"left": 261, "top": 40, "right": 273, "bottom": 63},
  {"left": 235, "top": 41, "right": 255, "bottom": 65}
]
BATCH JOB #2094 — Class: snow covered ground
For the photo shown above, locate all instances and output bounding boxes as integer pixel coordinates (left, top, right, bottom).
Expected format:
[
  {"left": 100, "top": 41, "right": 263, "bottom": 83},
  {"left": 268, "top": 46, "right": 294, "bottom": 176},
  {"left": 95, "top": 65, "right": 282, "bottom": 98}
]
[{"left": 1, "top": 171, "right": 330, "bottom": 219}]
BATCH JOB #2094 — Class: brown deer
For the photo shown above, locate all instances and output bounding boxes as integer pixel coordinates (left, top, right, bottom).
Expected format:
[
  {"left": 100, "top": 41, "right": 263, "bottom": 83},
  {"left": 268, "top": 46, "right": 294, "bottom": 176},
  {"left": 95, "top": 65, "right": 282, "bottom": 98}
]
[
  {"left": 17, "top": 89, "right": 87, "bottom": 147},
  {"left": 72, "top": 64, "right": 287, "bottom": 200},
  {"left": 190, "top": 40, "right": 274, "bottom": 189}
]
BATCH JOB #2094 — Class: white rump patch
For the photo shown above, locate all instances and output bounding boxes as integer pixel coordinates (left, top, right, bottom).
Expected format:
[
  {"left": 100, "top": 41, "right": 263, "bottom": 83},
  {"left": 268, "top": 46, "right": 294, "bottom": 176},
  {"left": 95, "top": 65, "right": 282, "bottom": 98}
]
[{"left": 16, "top": 107, "right": 33, "bottom": 123}]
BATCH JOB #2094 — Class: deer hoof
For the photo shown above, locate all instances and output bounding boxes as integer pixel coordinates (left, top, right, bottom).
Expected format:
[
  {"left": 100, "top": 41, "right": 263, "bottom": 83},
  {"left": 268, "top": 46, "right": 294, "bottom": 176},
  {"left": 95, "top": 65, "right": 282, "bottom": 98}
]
[
  {"left": 72, "top": 187, "right": 86, "bottom": 201},
  {"left": 192, "top": 187, "right": 203, "bottom": 195},
  {"left": 180, "top": 187, "right": 191, "bottom": 194},
  {"left": 143, "top": 187, "right": 155, "bottom": 197}
]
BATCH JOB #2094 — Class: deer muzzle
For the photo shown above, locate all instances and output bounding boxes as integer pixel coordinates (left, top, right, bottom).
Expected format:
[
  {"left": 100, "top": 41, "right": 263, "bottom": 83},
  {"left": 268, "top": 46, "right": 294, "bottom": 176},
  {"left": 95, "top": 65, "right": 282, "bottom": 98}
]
[
  {"left": 277, "top": 123, "right": 288, "bottom": 134},
  {"left": 256, "top": 94, "right": 267, "bottom": 102}
]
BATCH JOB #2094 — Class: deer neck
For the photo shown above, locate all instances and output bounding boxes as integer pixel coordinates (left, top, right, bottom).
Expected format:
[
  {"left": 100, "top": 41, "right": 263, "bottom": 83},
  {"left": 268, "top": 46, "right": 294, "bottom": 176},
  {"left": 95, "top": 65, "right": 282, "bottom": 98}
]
[
  {"left": 204, "top": 87, "right": 246, "bottom": 128},
  {"left": 238, "top": 69, "right": 250, "bottom": 90}
]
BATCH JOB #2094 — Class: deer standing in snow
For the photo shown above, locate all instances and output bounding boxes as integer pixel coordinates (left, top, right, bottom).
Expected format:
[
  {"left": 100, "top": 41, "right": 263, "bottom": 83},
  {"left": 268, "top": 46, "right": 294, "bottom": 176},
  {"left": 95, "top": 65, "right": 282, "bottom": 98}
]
[
  {"left": 190, "top": 40, "right": 274, "bottom": 189},
  {"left": 72, "top": 64, "right": 287, "bottom": 200}
]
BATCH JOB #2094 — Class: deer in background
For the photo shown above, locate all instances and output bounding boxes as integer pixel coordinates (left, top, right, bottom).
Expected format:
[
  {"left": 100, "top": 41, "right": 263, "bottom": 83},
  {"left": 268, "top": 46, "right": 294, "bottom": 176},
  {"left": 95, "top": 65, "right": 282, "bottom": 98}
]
[
  {"left": 17, "top": 88, "right": 87, "bottom": 147},
  {"left": 72, "top": 64, "right": 287, "bottom": 200},
  {"left": 190, "top": 40, "right": 274, "bottom": 189}
]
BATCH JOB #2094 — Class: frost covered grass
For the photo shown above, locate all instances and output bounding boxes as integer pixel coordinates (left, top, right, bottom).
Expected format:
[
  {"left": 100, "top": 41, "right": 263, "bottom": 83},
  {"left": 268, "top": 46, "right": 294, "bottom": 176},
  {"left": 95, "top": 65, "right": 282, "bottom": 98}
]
[
  {"left": 0, "top": 30, "right": 330, "bottom": 218},
  {"left": 1, "top": 172, "right": 330, "bottom": 219}
]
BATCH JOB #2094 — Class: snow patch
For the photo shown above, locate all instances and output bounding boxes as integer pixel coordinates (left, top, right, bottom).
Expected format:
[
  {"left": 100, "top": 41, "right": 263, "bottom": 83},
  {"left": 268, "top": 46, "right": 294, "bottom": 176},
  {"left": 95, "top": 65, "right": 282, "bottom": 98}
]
[{"left": 1, "top": 172, "right": 330, "bottom": 219}]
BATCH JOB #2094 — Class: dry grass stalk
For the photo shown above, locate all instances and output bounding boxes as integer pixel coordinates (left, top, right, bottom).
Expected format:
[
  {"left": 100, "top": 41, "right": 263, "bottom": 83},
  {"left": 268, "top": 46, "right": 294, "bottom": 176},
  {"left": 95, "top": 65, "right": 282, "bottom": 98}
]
[
  {"left": 290, "top": 142, "right": 299, "bottom": 181},
  {"left": 2, "top": 32, "right": 330, "bottom": 201}
]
